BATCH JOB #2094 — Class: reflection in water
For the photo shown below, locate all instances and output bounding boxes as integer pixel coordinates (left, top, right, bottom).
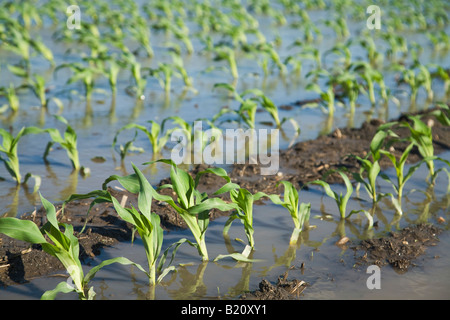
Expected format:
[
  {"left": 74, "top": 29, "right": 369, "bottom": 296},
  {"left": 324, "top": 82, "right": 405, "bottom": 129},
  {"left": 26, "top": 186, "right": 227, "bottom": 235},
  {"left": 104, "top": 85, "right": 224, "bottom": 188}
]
[
  {"left": 165, "top": 262, "right": 208, "bottom": 300},
  {"left": 0, "top": 184, "right": 39, "bottom": 218}
]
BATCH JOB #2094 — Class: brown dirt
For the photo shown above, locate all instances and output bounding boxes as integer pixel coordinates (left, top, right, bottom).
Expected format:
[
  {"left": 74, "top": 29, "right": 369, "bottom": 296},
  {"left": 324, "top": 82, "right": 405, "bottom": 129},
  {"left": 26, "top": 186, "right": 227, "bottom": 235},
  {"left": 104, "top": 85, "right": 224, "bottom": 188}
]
[
  {"left": 240, "top": 268, "right": 308, "bottom": 300},
  {"left": 352, "top": 223, "right": 442, "bottom": 273},
  {"left": 1, "top": 107, "right": 449, "bottom": 295}
]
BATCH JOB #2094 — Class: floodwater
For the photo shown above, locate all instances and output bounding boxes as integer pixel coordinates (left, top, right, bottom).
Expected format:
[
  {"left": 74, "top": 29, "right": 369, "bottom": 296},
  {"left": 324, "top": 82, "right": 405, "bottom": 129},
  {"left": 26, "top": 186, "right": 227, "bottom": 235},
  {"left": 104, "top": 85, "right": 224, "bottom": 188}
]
[{"left": 0, "top": 2, "right": 449, "bottom": 300}]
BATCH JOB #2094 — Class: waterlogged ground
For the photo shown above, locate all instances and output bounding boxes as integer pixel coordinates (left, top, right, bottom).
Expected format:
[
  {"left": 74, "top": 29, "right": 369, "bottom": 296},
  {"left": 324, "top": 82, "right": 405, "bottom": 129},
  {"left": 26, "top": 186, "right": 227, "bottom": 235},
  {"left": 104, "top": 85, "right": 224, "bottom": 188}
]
[
  {"left": 0, "top": 0, "right": 449, "bottom": 300},
  {"left": 0, "top": 155, "right": 449, "bottom": 300}
]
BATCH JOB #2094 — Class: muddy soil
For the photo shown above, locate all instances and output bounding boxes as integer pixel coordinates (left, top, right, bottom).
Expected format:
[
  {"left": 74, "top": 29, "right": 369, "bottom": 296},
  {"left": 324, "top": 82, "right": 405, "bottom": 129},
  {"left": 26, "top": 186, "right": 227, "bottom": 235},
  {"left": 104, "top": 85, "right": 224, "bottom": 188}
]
[
  {"left": 240, "top": 268, "right": 308, "bottom": 300},
  {"left": 1, "top": 107, "right": 449, "bottom": 295},
  {"left": 352, "top": 223, "right": 442, "bottom": 273}
]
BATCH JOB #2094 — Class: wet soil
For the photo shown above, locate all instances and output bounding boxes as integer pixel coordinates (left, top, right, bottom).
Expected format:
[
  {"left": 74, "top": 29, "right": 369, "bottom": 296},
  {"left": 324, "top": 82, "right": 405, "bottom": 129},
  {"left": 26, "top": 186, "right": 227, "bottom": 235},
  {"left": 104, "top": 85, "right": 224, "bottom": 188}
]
[
  {"left": 240, "top": 268, "right": 308, "bottom": 300},
  {"left": 1, "top": 107, "right": 449, "bottom": 295},
  {"left": 352, "top": 223, "right": 442, "bottom": 274}
]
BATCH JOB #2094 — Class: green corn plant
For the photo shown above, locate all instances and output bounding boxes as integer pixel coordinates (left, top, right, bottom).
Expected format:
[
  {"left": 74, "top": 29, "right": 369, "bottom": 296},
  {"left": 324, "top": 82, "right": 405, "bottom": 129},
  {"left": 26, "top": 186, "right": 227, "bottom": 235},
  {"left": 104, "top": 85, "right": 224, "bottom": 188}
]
[
  {"left": 105, "top": 58, "right": 121, "bottom": 96},
  {"left": 402, "top": 113, "right": 450, "bottom": 183},
  {"left": 0, "top": 84, "right": 20, "bottom": 113},
  {"left": 0, "top": 126, "right": 45, "bottom": 185},
  {"left": 212, "top": 45, "right": 239, "bottom": 79},
  {"left": 429, "top": 64, "right": 449, "bottom": 98},
  {"left": 107, "top": 163, "right": 185, "bottom": 286},
  {"left": 3, "top": 27, "right": 32, "bottom": 70},
  {"left": 127, "top": 160, "right": 238, "bottom": 261},
  {"left": 427, "top": 31, "right": 450, "bottom": 52},
  {"left": 257, "top": 42, "right": 287, "bottom": 76},
  {"left": 334, "top": 69, "right": 361, "bottom": 117},
  {"left": 55, "top": 63, "right": 103, "bottom": 103},
  {"left": 129, "top": 16, "right": 154, "bottom": 58},
  {"left": 381, "top": 31, "right": 408, "bottom": 62},
  {"left": 219, "top": 185, "right": 267, "bottom": 250},
  {"left": 212, "top": 83, "right": 260, "bottom": 129},
  {"left": 310, "top": 170, "right": 354, "bottom": 219},
  {"left": 0, "top": 193, "right": 147, "bottom": 300},
  {"left": 150, "top": 63, "right": 176, "bottom": 96},
  {"left": 170, "top": 51, "right": 194, "bottom": 90},
  {"left": 265, "top": 181, "right": 311, "bottom": 245},
  {"left": 351, "top": 123, "right": 398, "bottom": 204},
  {"left": 323, "top": 15, "right": 350, "bottom": 39},
  {"left": 351, "top": 61, "right": 386, "bottom": 106},
  {"left": 43, "top": 115, "right": 81, "bottom": 171},
  {"left": 323, "top": 41, "right": 352, "bottom": 69},
  {"left": 305, "top": 71, "right": 336, "bottom": 118},
  {"left": 112, "top": 120, "right": 174, "bottom": 157},
  {"left": 379, "top": 141, "right": 421, "bottom": 215},
  {"left": 121, "top": 52, "right": 147, "bottom": 99},
  {"left": 358, "top": 36, "right": 383, "bottom": 67}
]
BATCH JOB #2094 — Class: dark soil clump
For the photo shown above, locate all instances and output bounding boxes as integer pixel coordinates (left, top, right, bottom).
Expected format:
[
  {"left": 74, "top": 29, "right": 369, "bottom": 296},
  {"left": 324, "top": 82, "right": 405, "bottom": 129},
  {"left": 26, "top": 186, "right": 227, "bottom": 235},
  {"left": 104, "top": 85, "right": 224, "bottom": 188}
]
[
  {"left": 352, "top": 223, "right": 442, "bottom": 273},
  {"left": 240, "top": 269, "right": 308, "bottom": 300}
]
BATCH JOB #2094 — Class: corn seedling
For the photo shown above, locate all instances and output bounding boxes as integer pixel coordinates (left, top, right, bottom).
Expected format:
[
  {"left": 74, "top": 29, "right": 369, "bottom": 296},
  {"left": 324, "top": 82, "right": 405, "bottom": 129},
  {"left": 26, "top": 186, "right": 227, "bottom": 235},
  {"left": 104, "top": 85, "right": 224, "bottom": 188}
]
[
  {"left": 379, "top": 140, "right": 421, "bottom": 215},
  {"left": 107, "top": 163, "right": 185, "bottom": 286},
  {"left": 358, "top": 36, "right": 383, "bottom": 67},
  {"left": 310, "top": 170, "right": 353, "bottom": 219},
  {"left": 212, "top": 179, "right": 267, "bottom": 250},
  {"left": 129, "top": 16, "right": 154, "bottom": 58},
  {"left": 334, "top": 69, "right": 361, "bottom": 118},
  {"left": 113, "top": 121, "right": 174, "bottom": 157},
  {"left": 0, "top": 193, "right": 147, "bottom": 300},
  {"left": 0, "top": 84, "right": 20, "bottom": 114},
  {"left": 265, "top": 181, "right": 311, "bottom": 245},
  {"left": 323, "top": 41, "right": 352, "bottom": 69},
  {"left": 429, "top": 64, "right": 450, "bottom": 98},
  {"left": 305, "top": 71, "right": 336, "bottom": 118},
  {"left": 351, "top": 123, "right": 398, "bottom": 204},
  {"left": 402, "top": 113, "right": 450, "bottom": 183},
  {"left": 135, "top": 160, "right": 238, "bottom": 261},
  {"left": 0, "top": 126, "right": 45, "bottom": 185},
  {"left": 43, "top": 115, "right": 81, "bottom": 171},
  {"left": 55, "top": 63, "right": 103, "bottom": 102},
  {"left": 351, "top": 61, "right": 386, "bottom": 106},
  {"left": 212, "top": 46, "right": 239, "bottom": 79},
  {"left": 122, "top": 52, "right": 147, "bottom": 99}
]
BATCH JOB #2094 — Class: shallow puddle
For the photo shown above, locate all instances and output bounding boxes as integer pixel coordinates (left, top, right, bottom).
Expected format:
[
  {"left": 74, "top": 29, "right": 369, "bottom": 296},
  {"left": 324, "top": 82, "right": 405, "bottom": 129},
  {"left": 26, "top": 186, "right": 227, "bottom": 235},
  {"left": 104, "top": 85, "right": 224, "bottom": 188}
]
[{"left": 0, "top": 1, "right": 449, "bottom": 300}]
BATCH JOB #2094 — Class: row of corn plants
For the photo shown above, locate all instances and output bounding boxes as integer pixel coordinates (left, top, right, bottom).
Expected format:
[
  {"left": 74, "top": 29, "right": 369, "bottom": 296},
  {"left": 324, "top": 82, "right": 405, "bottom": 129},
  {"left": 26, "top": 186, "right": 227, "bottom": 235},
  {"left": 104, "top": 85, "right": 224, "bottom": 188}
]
[{"left": 1, "top": 108, "right": 448, "bottom": 299}]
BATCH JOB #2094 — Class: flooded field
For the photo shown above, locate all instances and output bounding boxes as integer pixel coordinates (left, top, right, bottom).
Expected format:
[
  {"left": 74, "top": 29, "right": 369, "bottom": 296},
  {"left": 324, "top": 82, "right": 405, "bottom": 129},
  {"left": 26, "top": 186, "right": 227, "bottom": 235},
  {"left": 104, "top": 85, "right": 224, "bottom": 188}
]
[{"left": 0, "top": 0, "right": 449, "bottom": 300}]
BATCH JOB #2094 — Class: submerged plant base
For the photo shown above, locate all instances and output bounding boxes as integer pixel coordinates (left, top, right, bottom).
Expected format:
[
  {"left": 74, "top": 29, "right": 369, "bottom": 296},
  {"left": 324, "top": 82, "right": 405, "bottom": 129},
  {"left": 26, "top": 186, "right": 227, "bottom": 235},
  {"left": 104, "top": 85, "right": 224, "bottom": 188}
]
[
  {"left": 352, "top": 223, "right": 442, "bottom": 274},
  {"left": 0, "top": 108, "right": 448, "bottom": 295}
]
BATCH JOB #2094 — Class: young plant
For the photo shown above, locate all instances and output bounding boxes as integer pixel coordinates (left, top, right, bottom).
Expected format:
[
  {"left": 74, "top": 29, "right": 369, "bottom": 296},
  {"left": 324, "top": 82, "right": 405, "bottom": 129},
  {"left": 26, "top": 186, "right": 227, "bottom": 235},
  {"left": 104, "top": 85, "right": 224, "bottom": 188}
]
[
  {"left": 0, "top": 194, "right": 146, "bottom": 300},
  {"left": 351, "top": 124, "right": 397, "bottom": 204},
  {"left": 0, "top": 126, "right": 45, "bottom": 185},
  {"left": 107, "top": 160, "right": 237, "bottom": 261},
  {"left": 305, "top": 72, "right": 336, "bottom": 118},
  {"left": 0, "top": 84, "right": 20, "bottom": 113},
  {"left": 55, "top": 63, "right": 103, "bottom": 103},
  {"left": 402, "top": 114, "right": 450, "bottom": 183},
  {"left": 265, "top": 181, "right": 311, "bottom": 245},
  {"left": 44, "top": 115, "right": 81, "bottom": 171},
  {"left": 122, "top": 52, "right": 147, "bottom": 99},
  {"left": 351, "top": 61, "right": 386, "bottom": 106},
  {"left": 379, "top": 141, "right": 420, "bottom": 215},
  {"left": 215, "top": 183, "right": 267, "bottom": 250},
  {"left": 212, "top": 45, "right": 239, "bottom": 79},
  {"left": 107, "top": 163, "right": 184, "bottom": 286},
  {"left": 310, "top": 170, "right": 354, "bottom": 219},
  {"left": 112, "top": 120, "right": 174, "bottom": 157}
]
